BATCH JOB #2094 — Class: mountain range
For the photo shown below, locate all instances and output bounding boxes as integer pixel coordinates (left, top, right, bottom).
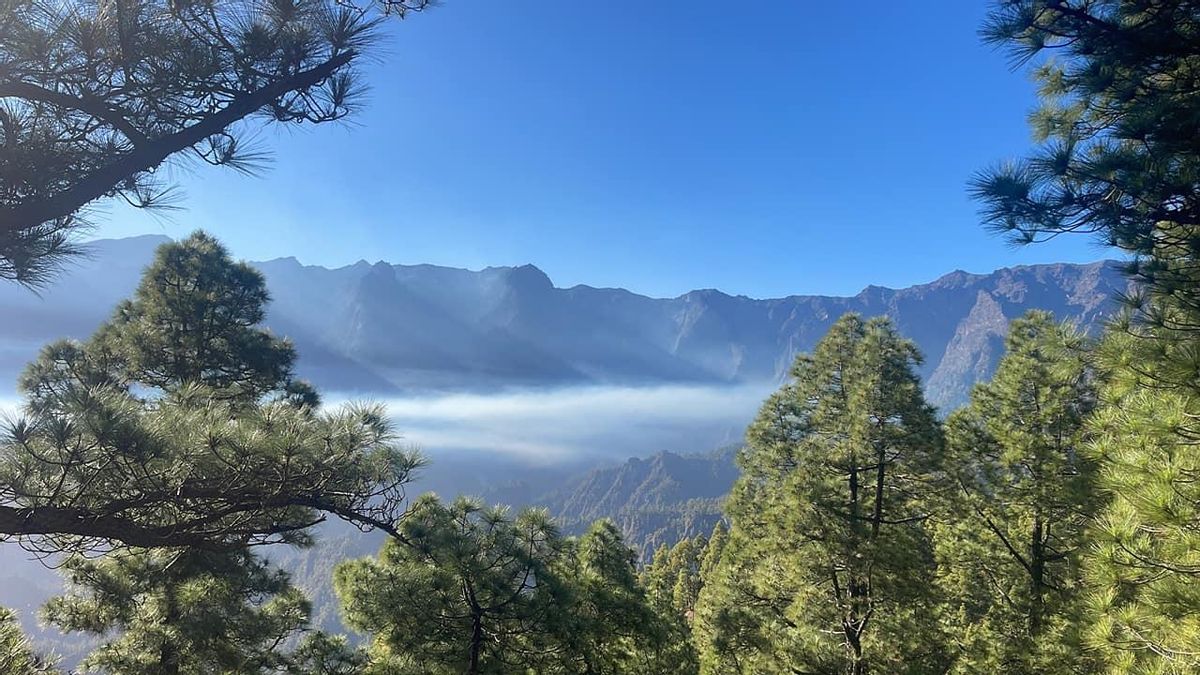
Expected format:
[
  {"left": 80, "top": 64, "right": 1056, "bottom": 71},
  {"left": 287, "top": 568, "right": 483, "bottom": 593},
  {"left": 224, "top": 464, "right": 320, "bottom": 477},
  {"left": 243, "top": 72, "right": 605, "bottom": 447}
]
[{"left": 0, "top": 235, "right": 1129, "bottom": 412}]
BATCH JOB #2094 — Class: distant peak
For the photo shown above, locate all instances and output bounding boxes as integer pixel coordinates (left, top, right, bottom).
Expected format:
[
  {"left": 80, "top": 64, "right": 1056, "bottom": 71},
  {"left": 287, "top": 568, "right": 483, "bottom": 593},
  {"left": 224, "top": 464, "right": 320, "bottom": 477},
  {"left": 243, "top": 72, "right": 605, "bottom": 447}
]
[
  {"left": 682, "top": 288, "right": 731, "bottom": 302},
  {"left": 505, "top": 264, "right": 554, "bottom": 292},
  {"left": 360, "top": 260, "right": 397, "bottom": 285},
  {"left": 857, "top": 283, "right": 893, "bottom": 295},
  {"left": 937, "top": 269, "right": 986, "bottom": 285},
  {"left": 262, "top": 255, "right": 302, "bottom": 267},
  {"left": 92, "top": 233, "right": 172, "bottom": 244},
  {"left": 84, "top": 234, "right": 172, "bottom": 250}
]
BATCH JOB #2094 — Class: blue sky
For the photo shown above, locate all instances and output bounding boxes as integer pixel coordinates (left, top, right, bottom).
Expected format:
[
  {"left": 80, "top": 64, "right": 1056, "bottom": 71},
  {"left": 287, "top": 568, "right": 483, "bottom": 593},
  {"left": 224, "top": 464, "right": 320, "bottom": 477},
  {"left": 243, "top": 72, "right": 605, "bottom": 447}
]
[{"left": 93, "top": 1, "right": 1112, "bottom": 299}]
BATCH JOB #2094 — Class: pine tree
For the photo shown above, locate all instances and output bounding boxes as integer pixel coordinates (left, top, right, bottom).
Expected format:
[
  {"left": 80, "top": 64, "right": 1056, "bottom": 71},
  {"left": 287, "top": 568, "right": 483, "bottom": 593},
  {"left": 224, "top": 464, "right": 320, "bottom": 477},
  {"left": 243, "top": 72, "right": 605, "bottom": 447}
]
[
  {"left": 44, "top": 549, "right": 312, "bottom": 675},
  {"left": 0, "top": 0, "right": 432, "bottom": 284},
  {"left": 1079, "top": 329, "right": 1200, "bottom": 670},
  {"left": 561, "top": 520, "right": 696, "bottom": 675},
  {"left": 693, "top": 521, "right": 768, "bottom": 674},
  {"left": 0, "top": 232, "right": 421, "bottom": 552},
  {"left": 973, "top": 0, "right": 1200, "bottom": 323},
  {"left": 87, "top": 230, "right": 314, "bottom": 405},
  {"left": 641, "top": 534, "right": 707, "bottom": 623},
  {"left": 695, "top": 314, "right": 947, "bottom": 674},
  {"left": 686, "top": 523, "right": 730, "bottom": 671},
  {"left": 0, "top": 608, "right": 57, "bottom": 675},
  {"left": 285, "top": 633, "right": 370, "bottom": 675},
  {"left": 640, "top": 529, "right": 725, "bottom": 675},
  {"left": 3, "top": 231, "right": 411, "bottom": 673},
  {"left": 336, "top": 496, "right": 687, "bottom": 674},
  {"left": 933, "top": 311, "right": 1097, "bottom": 673},
  {"left": 974, "top": 2, "right": 1200, "bottom": 669},
  {"left": 335, "top": 495, "right": 573, "bottom": 674},
  {"left": 696, "top": 522, "right": 726, "bottom": 586}
]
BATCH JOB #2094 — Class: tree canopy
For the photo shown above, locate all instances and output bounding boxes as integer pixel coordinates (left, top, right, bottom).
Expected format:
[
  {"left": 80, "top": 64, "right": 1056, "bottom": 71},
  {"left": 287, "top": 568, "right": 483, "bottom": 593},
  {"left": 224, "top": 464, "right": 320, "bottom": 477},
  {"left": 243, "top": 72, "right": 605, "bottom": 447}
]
[
  {"left": 1079, "top": 329, "right": 1200, "bottom": 670},
  {"left": 934, "top": 311, "right": 1098, "bottom": 673},
  {"left": 695, "top": 314, "right": 947, "bottom": 675},
  {"left": 972, "top": 0, "right": 1200, "bottom": 335},
  {"left": 0, "top": 608, "right": 56, "bottom": 675},
  {"left": 336, "top": 495, "right": 572, "bottom": 674},
  {"left": 0, "top": 0, "right": 429, "bottom": 284},
  {"left": 46, "top": 548, "right": 312, "bottom": 675},
  {"left": 336, "top": 496, "right": 688, "bottom": 675},
  {"left": 974, "top": 1, "right": 1200, "bottom": 669},
  {"left": 0, "top": 232, "right": 422, "bottom": 553}
]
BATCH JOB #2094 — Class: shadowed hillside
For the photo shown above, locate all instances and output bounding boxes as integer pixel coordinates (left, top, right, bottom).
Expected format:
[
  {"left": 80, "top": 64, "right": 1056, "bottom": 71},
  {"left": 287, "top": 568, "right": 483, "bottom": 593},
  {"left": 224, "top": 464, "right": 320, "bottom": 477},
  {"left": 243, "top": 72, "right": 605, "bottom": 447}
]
[{"left": 530, "top": 448, "right": 739, "bottom": 560}]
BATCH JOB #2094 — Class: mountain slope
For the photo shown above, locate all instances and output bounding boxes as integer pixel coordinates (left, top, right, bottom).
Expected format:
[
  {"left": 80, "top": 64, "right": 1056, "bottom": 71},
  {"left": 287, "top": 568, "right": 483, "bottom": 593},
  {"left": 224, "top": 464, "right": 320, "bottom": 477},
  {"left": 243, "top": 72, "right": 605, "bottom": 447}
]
[
  {"left": 0, "top": 236, "right": 1129, "bottom": 411},
  {"left": 529, "top": 448, "right": 739, "bottom": 559}
]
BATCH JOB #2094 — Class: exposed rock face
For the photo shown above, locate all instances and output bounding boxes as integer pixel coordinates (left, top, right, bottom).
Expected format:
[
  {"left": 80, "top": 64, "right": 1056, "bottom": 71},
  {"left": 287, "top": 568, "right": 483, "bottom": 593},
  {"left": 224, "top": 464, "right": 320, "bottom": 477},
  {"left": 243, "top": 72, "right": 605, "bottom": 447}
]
[
  {"left": 0, "top": 235, "right": 1129, "bottom": 411},
  {"left": 925, "top": 290, "right": 1010, "bottom": 410},
  {"left": 516, "top": 449, "right": 739, "bottom": 561}
]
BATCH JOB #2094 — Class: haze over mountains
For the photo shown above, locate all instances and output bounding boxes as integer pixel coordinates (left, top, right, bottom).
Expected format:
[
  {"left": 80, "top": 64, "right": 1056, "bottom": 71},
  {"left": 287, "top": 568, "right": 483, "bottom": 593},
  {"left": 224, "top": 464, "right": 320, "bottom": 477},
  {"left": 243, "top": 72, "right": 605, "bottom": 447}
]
[{"left": 1, "top": 235, "right": 1127, "bottom": 416}]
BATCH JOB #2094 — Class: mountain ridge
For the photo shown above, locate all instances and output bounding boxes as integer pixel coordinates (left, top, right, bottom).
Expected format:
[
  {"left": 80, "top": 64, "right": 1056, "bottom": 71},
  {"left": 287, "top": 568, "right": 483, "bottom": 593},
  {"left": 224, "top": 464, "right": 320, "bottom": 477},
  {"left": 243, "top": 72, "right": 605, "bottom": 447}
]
[
  {"left": 0, "top": 235, "right": 1129, "bottom": 411},
  {"left": 527, "top": 447, "right": 739, "bottom": 560},
  {"left": 81, "top": 234, "right": 1112, "bottom": 301}
]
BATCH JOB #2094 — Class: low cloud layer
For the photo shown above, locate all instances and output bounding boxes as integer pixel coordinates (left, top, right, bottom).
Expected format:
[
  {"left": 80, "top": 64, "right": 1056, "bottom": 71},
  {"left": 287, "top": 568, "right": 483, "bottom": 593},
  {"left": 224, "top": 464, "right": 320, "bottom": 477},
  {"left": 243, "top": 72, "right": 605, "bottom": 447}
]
[{"left": 345, "top": 383, "right": 775, "bottom": 464}]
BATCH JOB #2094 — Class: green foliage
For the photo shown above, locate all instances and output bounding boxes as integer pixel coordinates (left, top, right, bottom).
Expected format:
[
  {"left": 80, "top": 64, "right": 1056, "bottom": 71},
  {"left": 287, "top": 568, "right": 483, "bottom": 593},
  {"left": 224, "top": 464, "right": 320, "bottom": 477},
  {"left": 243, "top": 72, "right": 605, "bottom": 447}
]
[
  {"left": 976, "top": 2, "right": 1200, "bottom": 670},
  {"left": 336, "top": 496, "right": 690, "bottom": 675},
  {"left": 563, "top": 519, "right": 696, "bottom": 675},
  {"left": 0, "top": 0, "right": 431, "bottom": 284},
  {"left": 1079, "top": 329, "right": 1200, "bottom": 671},
  {"left": 934, "top": 311, "right": 1098, "bottom": 673},
  {"left": 640, "top": 526, "right": 728, "bottom": 674},
  {"left": 973, "top": 1, "right": 1200, "bottom": 324},
  {"left": 87, "top": 231, "right": 314, "bottom": 406},
  {"left": 695, "top": 314, "right": 947, "bottom": 674},
  {"left": 696, "top": 522, "right": 726, "bottom": 587},
  {"left": 285, "top": 633, "right": 370, "bottom": 675},
  {"left": 642, "top": 534, "right": 707, "bottom": 624},
  {"left": 6, "top": 231, "right": 409, "bottom": 673},
  {"left": 45, "top": 549, "right": 312, "bottom": 675},
  {"left": 0, "top": 232, "right": 421, "bottom": 552},
  {"left": 0, "top": 608, "right": 57, "bottom": 675},
  {"left": 336, "top": 495, "right": 569, "bottom": 674}
]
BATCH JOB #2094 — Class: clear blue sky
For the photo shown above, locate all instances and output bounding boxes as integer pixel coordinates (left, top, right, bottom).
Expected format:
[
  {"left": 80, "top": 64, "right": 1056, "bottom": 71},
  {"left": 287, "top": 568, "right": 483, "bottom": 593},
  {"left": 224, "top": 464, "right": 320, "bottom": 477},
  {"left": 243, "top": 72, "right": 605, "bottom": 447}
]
[{"left": 93, "top": 0, "right": 1111, "bottom": 299}]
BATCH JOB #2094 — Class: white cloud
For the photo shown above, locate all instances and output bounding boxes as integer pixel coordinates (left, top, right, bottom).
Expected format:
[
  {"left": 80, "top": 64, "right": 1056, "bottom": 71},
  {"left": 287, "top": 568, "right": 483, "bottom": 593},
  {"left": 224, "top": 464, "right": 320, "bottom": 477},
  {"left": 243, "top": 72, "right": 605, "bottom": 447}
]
[{"left": 330, "top": 383, "right": 774, "bottom": 464}]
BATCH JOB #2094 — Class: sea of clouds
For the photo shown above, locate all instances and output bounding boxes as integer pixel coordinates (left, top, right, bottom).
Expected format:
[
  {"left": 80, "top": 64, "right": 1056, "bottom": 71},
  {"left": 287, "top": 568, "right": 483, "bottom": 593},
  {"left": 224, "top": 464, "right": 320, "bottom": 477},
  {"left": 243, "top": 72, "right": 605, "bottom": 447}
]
[{"left": 336, "top": 382, "right": 773, "bottom": 465}]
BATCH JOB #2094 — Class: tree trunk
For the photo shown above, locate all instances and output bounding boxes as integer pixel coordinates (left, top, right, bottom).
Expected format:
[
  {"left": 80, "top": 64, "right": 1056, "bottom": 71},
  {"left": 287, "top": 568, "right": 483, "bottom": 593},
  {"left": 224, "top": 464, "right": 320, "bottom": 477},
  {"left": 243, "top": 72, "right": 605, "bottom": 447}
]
[
  {"left": 1029, "top": 517, "right": 1045, "bottom": 635},
  {"left": 160, "top": 570, "right": 181, "bottom": 675},
  {"left": 846, "top": 626, "right": 867, "bottom": 675},
  {"left": 466, "top": 579, "right": 483, "bottom": 675},
  {"left": 469, "top": 612, "right": 483, "bottom": 675}
]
